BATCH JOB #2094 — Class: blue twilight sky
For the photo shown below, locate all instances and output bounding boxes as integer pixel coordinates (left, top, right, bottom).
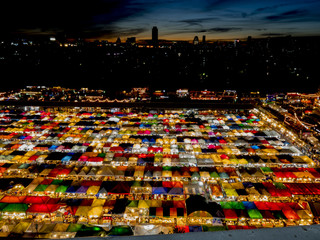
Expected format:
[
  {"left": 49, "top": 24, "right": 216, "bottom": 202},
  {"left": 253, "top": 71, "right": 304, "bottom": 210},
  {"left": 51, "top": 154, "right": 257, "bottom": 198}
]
[{"left": 1, "top": 0, "right": 320, "bottom": 41}]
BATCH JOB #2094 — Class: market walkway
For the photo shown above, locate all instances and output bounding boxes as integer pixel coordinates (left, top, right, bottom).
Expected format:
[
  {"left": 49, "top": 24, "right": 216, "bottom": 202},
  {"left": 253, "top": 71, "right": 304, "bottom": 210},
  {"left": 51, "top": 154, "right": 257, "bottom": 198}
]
[{"left": 70, "top": 224, "right": 320, "bottom": 240}]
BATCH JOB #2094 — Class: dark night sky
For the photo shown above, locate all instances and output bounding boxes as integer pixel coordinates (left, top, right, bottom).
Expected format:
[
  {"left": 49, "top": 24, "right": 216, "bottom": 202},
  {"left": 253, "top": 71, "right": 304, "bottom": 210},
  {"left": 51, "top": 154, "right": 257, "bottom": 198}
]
[{"left": 1, "top": 0, "right": 320, "bottom": 41}]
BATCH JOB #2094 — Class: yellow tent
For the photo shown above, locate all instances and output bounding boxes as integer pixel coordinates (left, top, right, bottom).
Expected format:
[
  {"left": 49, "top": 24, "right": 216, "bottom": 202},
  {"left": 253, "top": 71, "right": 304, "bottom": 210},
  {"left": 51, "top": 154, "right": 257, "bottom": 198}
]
[
  {"left": 138, "top": 200, "right": 150, "bottom": 209},
  {"left": 52, "top": 223, "right": 69, "bottom": 232},
  {"left": 45, "top": 184, "right": 58, "bottom": 193},
  {"left": 87, "top": 186, "right": 100, "bottom": 195},
  {"left": 88, "top": 206, "right": 103, "bottom": 218},
  {"left": 211, "top": 154, "right": 222, "bottom": 163},
  {"left": 11, "top": 222, "right": 31, "bottom": 234},
  {"left": 75, "top": 206, "right": 90, "bottom": 217},
  {"left": 149, "top": 200, "right": 162, "bottom": 208},
  {"left": 300, "top": 156, "right": 315, "bottom": 165},
  {"left": 39, "top": 223, "right": 56, "bottom": 233},
  {"left": 225, "top": 188, "right": 238, "bottom": 197},
  {"left": 162, "top": 170, "right": 172, "bottom": 178},
  {"left": 91, "top": 199, "right": 106, "bottom": 207}
]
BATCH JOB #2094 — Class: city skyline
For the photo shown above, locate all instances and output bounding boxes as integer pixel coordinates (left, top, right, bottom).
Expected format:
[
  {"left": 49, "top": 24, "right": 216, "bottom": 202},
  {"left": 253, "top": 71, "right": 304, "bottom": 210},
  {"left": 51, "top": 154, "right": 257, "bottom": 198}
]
[{"left": 1, "top": 0, "right": 320, "bottom": 41}]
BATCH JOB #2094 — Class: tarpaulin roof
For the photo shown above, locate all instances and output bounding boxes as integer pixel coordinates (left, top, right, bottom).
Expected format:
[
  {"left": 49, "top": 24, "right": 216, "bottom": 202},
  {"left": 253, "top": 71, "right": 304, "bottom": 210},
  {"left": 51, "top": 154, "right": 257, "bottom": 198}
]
[
  {"left": 26, "top": 204, "right": 61, "bottom": 213},
  {"left": 0, "top": 195, "right": 26, "bottom": 203},
  {"left": 23, "top": 196, "right": 50, "bottom": 204},
  {"left": 2, "top": 203, "right": 28, "bottom": 212},
  {"left": 247, "top": 209, "right": 263, "bottom": 219}
]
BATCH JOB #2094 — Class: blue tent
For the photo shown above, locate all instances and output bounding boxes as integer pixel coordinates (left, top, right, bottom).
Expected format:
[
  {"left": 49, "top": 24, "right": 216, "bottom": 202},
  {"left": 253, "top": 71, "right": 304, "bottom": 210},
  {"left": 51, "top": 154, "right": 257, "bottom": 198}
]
[
  {"left": 152, "top": 187, "right": 168, "bottom": 195},
  {"left": 62, "top": 156, "right": 72, "bottom": 162},
  {"left": 66, "top": 186, "right": 78, "bottom": 194},
  {"left": 242, "top": 201, "right": 257, "bottom": 209},
  {"left": 49, "top": 145, "right": 58, "bottom": 150}
]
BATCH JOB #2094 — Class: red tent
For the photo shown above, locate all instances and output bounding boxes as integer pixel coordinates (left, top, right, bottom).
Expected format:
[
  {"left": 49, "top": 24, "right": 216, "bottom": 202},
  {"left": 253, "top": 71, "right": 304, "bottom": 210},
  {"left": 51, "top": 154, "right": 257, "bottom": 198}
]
[
  {"left": 109, "top": 182, "right": 131, "bottom": 195},
  {"left": 28, "top": 155, "right": 39, "bottom": 161},
  {"left": 87, "top": 157, "right": 104, "bottom": 162},
  {"left": 223, "top": 209, "right": 238, "bottom": 220},
  {"left": 23, "top": 196, "right": 50, "bottom": 204},
  {"left": 110, "top": 146, "right": 124, "bottom": 152},
  {"left": 80, "top": 199, "right": 94, "bottom": 206},
  {"left": 40, "top": 179, "right": 53, "bottom": 185},
  {"left": 47, "top": 198, "right": 61, "bottom": 204},
  {"left": 48, "top": 169, "right": 60, "bottom": 178},
  {"left": 282, "top": 207, "right": 300, "bottom": 220},
  {"left": 26, "top": 204, "right": 61, "bottom": 213},
  {"left": 260, "top": 210, "right": 275, "bottom": 219},
  {"left": 57, "top": 168, "right": 72, "bottom": 176},
  {"left": 254, "top": 201, "right": 269, "bottom": 210},
  {"left": 265, "top": 202, "right": 282, "bottom": 211}
]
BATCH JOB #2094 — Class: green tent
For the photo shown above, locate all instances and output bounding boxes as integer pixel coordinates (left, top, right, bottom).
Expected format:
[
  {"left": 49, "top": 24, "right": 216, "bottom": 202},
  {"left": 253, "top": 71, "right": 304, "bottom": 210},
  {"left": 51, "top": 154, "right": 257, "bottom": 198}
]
[
  {"left": 79, "top": 225, "right": 103, "bottom": 232},
  {"left": 274, "top": 182, "right": 286, "bottom": 189},
  {"left": 18, "top": 163, "right": 30, "bottom": 169},
  {"left": 2, "top": 203, "right": 28, "bottom": 213},
  {"left": 131, "top": 181, "right": 142, "bottom": 187},
  {"left": 162, "top": 166, "right": 173, "bottom": 171},
  {"left": 66, "top": 224, "right": 83, "bottom": 232},
  {"left": 0, "top": 203, "right": 8, "bottom": 211},
  {"left": 220, "top": 201, "right": 245, "bottom": 210},
  {"left": 202, "top": 226, "right": 226, "bottom": 232},
  {"left": 34, "top": 184, "right": 48, "bottom": 192},
  {"left": 247, "top": 209, "right": 263, "bottom": 219},
  {"left": 55, "top": 185, "right": 68, "bottom": 193},
  {"left": 51, "top": 179, "right": 64, "bottom": 185},
  {"left": 127, "top": 200, "right": 138, "bottom": 208},
  {"left": 108, "top": 226, "right": 133, "bottom": 236},
  {"left": 260, "top": 167, "right": 273, "bottom": 173},
  {"left": 210, "top": 171, "right": 220, "bottom": 178}
]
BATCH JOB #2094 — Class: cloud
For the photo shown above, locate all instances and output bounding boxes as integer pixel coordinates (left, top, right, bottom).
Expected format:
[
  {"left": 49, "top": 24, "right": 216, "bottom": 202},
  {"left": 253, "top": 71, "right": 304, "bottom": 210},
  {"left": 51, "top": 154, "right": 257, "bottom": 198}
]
[
  {"left": 247, "top": 3, "right": 290, "bottom": 17},
  {"left": 176, "top": 17, "right": 219, "bottom": 27},
  {"left": 260, "top": 33, "right": 287, "bottom": 36},
  {"left": 265, "top": 9, "right": 308, "bottom": 21},
  {"left": 208, "top": 27, "right": 242, "bottom": 32}
]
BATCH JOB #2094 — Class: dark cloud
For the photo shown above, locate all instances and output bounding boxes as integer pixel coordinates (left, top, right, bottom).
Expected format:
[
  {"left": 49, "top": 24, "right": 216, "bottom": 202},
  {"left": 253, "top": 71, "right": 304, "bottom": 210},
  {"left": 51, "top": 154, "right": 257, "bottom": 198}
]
[
  {"left": 208, "top": 27, "right": 242, "bottom": 32},
  {"left": 162, "top": 27, "right": 241, "bottom": 36},
  {"left": 248, "top": 3, "right": 290, "bottom": 16},
  {"left": 260, "top": 33, "right": 286, "bottom": 36},
  {"left": 176, "top": 17, "right": 219, "bottom": 27},
  {"left": 265, "top": 9, "right": 308, "bottom": 21}
]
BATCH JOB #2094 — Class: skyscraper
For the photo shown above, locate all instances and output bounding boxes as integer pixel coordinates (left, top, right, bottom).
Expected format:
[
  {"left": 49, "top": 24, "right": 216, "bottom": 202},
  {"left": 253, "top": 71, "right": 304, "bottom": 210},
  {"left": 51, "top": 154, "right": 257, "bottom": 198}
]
[
  {"left": 193, "top": 36, "right": 199, "bottom": 45},
  {"left": 202, "top": 35, "right": 206, "bottom": 44},
  {"left": 152, "top": 26, "right": 158, "bottom": 47}
]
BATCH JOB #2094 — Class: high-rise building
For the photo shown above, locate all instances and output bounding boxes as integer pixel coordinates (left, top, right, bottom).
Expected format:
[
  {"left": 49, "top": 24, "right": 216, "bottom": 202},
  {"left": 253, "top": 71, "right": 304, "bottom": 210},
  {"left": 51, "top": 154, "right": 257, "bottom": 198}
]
[
  {"left": 202, "top": 35, "right": 206, "bottom": 44},
  {"left": 116, "top": 37, "right": 121, "bottom": 45},
  {"left": 193, "top": 36, "right": 199, "bottom": 45},
  {"left": 152, "top": 26, "right": 158, "bottom": 47},
  {"left": 126, "top": 37, "right": 136, "bottom": 45}
]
